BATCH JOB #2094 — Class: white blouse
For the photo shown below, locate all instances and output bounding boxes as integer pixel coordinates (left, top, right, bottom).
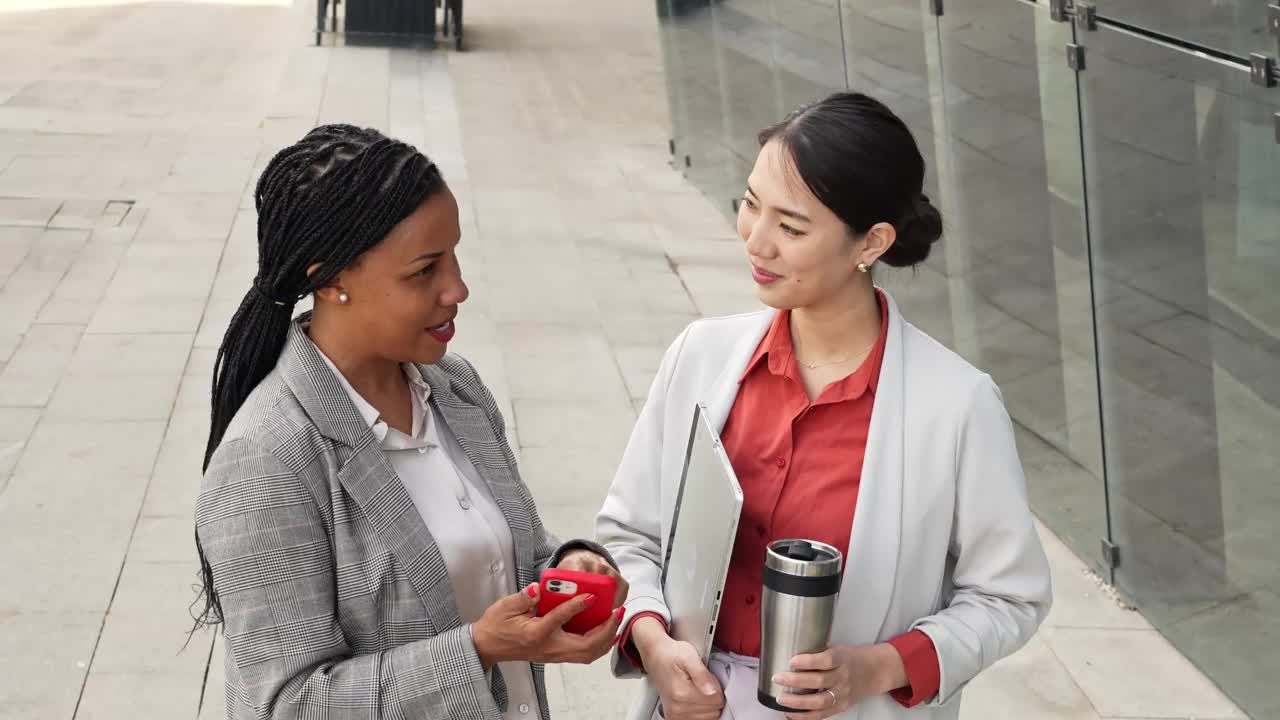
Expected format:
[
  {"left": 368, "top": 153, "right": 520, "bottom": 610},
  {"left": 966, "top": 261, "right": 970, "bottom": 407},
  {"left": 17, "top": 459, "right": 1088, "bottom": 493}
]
[{"left": 314, "top": 344, "right": 542, "bottom": 719}]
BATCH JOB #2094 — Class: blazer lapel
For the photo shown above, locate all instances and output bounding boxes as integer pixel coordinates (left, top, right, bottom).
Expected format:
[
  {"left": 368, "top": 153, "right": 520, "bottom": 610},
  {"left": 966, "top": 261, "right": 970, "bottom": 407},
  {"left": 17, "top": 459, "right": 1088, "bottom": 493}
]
[
  {"left": 833, "top": 290, "right": 905, "bottom": 645},
  {"left": 420, "top": 363, "right": 538, "bottom": 590},
  {"left": 704, "top": 311, "right": 774, "bottom": 432},
  {"left": 277, "top": 318, "right": 371, "bottom": 450},
  {"left": 335, "top": 444, "right": 464, "bottom": 633},
  {"left": 278, "top": 319, "right": 464, "bottom": 634}
]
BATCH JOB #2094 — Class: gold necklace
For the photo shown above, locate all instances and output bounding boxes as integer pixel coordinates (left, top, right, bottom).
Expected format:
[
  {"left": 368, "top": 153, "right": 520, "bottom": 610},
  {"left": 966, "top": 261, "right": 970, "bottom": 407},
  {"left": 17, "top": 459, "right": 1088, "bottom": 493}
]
[{"left": 797, "top": 339, "right": 877, "bottom": 370}]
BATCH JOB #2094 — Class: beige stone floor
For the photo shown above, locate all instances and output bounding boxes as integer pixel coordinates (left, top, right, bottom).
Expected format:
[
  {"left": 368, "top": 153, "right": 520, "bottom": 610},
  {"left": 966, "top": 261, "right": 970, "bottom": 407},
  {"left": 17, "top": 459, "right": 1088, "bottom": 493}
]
[{"left": 0, "top": 0, "right": 1247, "bottom": 717}]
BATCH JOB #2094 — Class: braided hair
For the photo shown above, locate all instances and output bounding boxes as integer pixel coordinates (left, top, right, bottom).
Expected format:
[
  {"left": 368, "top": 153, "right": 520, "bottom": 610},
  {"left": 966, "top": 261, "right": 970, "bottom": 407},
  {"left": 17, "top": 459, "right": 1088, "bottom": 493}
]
[{"left": 192, "top": 125, "right": 445, "bottom": 628}]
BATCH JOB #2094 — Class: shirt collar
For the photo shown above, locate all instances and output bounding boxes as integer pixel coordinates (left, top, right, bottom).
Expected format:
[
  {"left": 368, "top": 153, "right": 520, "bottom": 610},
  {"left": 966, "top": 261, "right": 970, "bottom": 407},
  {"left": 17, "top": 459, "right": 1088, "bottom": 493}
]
[
  {"left": 402, "top": 361, "right": 434, "bottom": 398},
  {"left": 739, "top": 308, "right": 793, "bottom": 383},
  {"left": 309, "top": 339, "right": 435, "bottom": 447},
  {"left": 739, "top": 288, "right": 890, "bottom": 402}
]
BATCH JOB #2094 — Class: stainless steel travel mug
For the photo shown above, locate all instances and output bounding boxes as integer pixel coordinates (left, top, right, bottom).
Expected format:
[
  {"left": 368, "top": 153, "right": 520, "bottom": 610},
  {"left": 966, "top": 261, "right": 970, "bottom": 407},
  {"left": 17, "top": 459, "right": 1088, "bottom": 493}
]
[{"left": 758, "top": 539, "right": 843, "bottom": 712}]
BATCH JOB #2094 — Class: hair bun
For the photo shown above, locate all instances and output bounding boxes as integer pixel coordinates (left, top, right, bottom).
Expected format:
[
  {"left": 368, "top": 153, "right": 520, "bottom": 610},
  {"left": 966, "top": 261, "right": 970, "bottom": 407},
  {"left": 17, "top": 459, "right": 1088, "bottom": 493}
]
[{"left": 883, "top": 193, "right": 943, "bottom": 267}]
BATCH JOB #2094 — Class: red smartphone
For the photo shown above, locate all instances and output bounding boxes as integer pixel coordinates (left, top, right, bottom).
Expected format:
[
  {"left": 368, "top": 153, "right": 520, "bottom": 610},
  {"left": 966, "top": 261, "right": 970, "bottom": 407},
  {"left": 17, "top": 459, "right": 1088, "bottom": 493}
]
[{"left": 536, "top": 568, "right": 617, "bottom": 635}]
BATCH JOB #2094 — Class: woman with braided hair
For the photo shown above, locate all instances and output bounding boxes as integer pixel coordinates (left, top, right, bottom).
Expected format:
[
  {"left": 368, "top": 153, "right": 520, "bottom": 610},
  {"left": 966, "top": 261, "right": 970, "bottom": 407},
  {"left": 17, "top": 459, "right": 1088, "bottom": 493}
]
[{"left": 194, "top": 124, "right": 627, "bottom": 720}]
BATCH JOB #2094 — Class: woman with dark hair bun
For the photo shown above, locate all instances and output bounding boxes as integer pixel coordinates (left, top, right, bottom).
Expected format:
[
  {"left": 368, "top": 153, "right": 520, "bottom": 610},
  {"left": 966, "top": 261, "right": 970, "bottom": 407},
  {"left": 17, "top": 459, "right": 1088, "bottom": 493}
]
[
  {"left": 598, "top": 93, "right": 1052, "bottom": 720},
  {"left": 194, "top": 124, "right": 628, "bottom": 720}
]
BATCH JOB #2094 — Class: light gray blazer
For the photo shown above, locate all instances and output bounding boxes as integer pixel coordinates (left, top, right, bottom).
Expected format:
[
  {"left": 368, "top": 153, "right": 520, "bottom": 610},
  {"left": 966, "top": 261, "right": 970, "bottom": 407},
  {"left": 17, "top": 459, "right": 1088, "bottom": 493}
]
[
  {"left": 597, "top": 290, "right": 1053, "bottom": 720},
  {"left": 197, "top": 319, "right": 596, "bottom": 720}
]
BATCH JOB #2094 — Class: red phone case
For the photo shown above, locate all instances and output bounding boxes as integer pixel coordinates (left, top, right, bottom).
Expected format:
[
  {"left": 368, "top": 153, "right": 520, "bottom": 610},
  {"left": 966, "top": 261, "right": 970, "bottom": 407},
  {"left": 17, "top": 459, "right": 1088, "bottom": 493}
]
[{"left": 536, "top": 568, "right": 617, "bottom": 634}]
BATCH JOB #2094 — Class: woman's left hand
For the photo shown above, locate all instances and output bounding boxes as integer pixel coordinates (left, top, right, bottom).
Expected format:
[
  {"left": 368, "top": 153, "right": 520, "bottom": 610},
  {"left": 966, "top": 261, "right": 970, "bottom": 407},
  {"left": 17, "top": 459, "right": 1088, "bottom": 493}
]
[
  {"left": 771, "top": 643, "right": 908, "bottom": 719},
  {"left": 556, "top": 549, "right": 629, "bottom": 608}
]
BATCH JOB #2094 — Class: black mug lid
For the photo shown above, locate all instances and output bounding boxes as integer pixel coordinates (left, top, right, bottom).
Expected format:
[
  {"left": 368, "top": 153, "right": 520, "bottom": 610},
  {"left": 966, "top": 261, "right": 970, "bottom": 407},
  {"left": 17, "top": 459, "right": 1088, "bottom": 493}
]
[{"left": 764, "top": 539, "right": 842, "bottom": 577}]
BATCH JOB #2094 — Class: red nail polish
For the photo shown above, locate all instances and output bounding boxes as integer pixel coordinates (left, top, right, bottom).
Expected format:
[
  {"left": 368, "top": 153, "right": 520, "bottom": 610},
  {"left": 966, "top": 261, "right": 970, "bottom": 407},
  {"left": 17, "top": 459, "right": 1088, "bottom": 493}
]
[
  {"left": 614, "top": 606, "right": 626, "bottom": 621},
  {"left": 583, "top": 594, "right": 597, "bottom": 607},
  {"left": 526, "top": 585, "right": 538, "bottom": 598}
]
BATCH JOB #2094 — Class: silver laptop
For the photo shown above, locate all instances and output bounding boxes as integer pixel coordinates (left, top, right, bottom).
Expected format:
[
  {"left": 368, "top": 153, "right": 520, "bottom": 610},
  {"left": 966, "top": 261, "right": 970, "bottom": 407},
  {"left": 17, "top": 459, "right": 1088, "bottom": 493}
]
[{"left": 661, "top": 403, "right": 745, "bottom": 661}]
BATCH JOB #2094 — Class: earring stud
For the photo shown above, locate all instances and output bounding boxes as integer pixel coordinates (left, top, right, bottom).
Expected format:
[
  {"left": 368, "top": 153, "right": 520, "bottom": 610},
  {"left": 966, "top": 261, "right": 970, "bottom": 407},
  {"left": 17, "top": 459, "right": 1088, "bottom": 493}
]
[
  {"left": 338, "top": 292, "right": 350, "bottom": 303},
  {"left": 857, "top": 262, "right": 869, "bottom": 273}
]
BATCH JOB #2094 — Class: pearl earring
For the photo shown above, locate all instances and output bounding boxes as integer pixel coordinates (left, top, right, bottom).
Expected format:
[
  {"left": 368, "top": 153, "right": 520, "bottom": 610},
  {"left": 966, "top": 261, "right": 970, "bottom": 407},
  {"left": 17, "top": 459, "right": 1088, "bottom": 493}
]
[
  {"left": 338, "top": 292, "right": 350, "bottom": 303},
  {"left": 857, "top": 262, "right": 869, "bottom": 273}
]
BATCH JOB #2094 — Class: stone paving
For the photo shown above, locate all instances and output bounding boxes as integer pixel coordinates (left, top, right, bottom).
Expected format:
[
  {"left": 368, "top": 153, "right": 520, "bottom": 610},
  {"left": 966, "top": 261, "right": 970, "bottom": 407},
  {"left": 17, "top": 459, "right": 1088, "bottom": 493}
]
[{"left": 0, "top": 0, "right": 1249, "bottom": 718}]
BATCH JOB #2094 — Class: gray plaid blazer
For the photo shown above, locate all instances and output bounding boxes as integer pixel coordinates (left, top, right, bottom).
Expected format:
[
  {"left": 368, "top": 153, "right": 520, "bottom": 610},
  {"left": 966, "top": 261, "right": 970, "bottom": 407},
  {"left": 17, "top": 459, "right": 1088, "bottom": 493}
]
[{"left": 197, "top": 320, "right": 599, "bottom": 720}]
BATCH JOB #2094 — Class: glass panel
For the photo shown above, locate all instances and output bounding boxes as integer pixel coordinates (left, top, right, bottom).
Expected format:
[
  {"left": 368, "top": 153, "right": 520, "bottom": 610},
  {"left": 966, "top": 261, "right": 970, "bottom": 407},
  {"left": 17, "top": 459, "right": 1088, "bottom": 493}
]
[
  {"left": 665, "top": 0, "right": 739, "bottom": 219},
  {"left": 656, "top": 0, "right": 692, "bottom": 173},
  {"left": 1079, "top": 24, "right": 1280, "bottom": 720},
  {"left": 840, "top": 0, "right": 936, "bottom": 132},
  {"left": 767, "top": 0, "right": 848, "bottom": 110},
  {"left": 714, "top": 0, "right": 784, "bottom": 218},
  {"left": 1090, "top": 0, "right": 1273, "bottom": 61},
  {"left": 700, "top": 0, "right": 849, "bottom": 218},
  {"left": 893, "top": 0, "right": 1110, "bottom": 569}
]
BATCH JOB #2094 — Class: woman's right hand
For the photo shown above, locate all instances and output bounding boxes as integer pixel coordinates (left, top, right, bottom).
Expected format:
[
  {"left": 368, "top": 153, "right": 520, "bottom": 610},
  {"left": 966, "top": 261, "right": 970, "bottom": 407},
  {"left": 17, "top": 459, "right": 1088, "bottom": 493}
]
[
  {"left": 472, "top": 584, "right": 623, "bottom": 669},
  {"left": 632, "top": 618, "right": 725, "bottom": 720}
]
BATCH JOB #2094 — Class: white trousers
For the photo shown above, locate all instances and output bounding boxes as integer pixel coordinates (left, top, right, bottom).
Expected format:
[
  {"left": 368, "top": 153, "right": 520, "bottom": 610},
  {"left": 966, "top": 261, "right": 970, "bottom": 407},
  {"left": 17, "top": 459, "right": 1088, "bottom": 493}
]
[{"left": 653, "top": 651, "right": 787, "bottom": 720}]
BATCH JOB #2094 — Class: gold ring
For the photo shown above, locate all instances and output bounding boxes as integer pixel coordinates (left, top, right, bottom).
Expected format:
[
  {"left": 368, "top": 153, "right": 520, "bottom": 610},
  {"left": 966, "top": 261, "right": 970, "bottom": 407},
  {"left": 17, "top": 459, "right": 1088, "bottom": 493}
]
[{"left": 825, "top": 689, "right": 837, "bottom": 707}]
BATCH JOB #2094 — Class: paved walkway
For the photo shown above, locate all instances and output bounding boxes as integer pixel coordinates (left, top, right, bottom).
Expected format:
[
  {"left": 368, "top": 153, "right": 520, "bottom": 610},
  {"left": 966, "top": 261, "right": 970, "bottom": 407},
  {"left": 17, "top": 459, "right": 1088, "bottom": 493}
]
[{"left": 0, "top": 0, "right": 1247, "bottom": 718}]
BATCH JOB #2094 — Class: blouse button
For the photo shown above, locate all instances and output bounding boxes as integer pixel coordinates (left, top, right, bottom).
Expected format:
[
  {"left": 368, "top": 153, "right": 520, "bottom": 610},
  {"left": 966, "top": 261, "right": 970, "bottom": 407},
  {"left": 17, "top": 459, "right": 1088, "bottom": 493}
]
[
  {"left": 518, "top": 704, "right": 531, "bottom": 714},
  {"left": 746, "top": 593, "right": 757, "bottom": 606},
  {"left": 417, "top": 447, "right": 428, "bottom": 454},
  {"left": 459, "top": 498, "right": 472, "bottom": 510},
  {"left": 774, "top": 456, "right": 786, "bottom": 468},
  {"left": 756, "top": 525, "right": 767, "bottom": 537},
  {"left": 491, "top": 560, "right": 503, "bottom": 575}
]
